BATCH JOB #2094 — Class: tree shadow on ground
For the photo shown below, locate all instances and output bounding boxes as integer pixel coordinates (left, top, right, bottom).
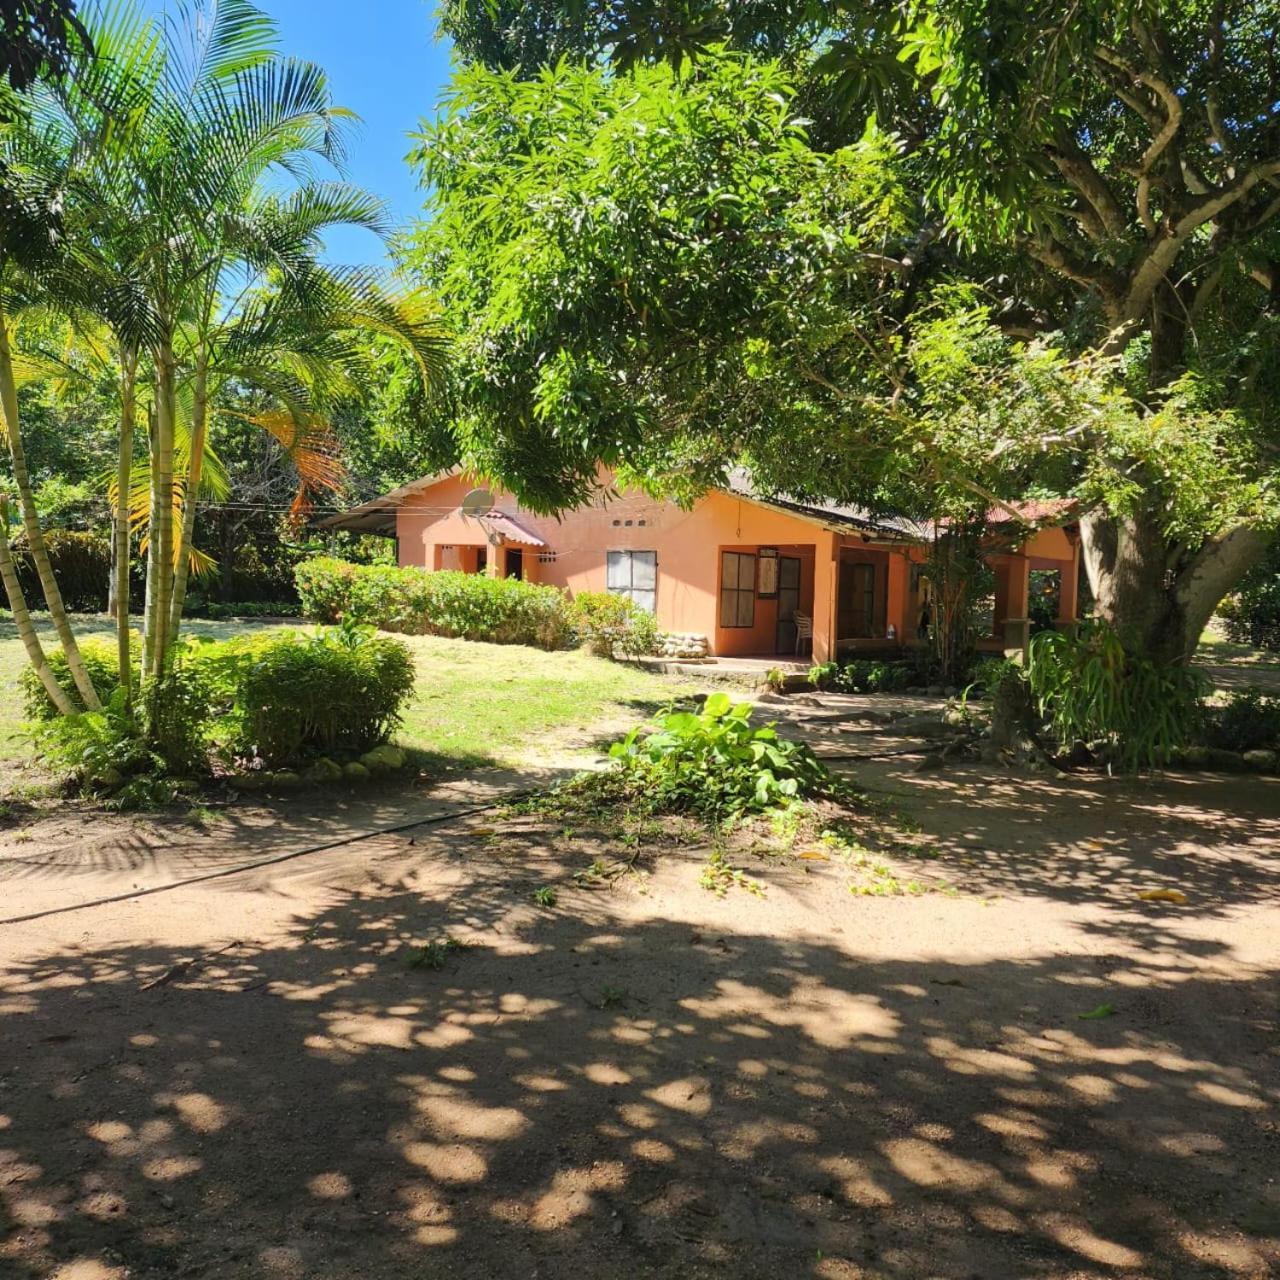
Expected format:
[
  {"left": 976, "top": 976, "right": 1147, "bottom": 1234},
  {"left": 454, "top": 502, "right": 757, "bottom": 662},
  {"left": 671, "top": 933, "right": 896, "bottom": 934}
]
[
  {"left": 849, "top": 760, "right": 1280, "bottom": 919},
  {"left": 2, "top": 855, "right": 1276, "bottom": 1280}
]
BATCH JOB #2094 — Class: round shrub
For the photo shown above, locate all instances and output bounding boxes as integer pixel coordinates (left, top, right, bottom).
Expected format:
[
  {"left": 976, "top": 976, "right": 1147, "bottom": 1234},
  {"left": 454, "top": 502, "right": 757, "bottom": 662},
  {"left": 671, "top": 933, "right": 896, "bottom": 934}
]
[
  {"left": 230, "top": 625, "right": 416, "bottom": 766},
  {"left": 567, "top": 591, "right": 659, "bottom": 659}
]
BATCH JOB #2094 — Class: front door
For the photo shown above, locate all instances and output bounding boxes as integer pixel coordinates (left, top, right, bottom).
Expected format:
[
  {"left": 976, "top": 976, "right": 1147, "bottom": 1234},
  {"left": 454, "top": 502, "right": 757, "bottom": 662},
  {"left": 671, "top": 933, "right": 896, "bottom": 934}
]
[
  {"left": 505, "top": 548, "right": 524, "bottom": 580},
  {"left": 775, "top": 556, "right": 802, "bottom": 653}
]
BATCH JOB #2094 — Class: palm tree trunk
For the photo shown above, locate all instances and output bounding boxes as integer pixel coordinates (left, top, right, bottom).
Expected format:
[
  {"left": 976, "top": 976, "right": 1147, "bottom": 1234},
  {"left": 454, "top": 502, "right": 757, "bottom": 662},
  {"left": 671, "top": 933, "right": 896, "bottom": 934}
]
[
  {"left": 0, "top": 496, "right": 75, "bottom": 715},
  {"left": 115, "top": 353, "right": 137, "bottom": 695},
  {"left": 0, "top": 308, "right": 102, "bottom": 711},
  {"left": 149, "top": 342, "right": 177, "bottom": 671},
  {"left": 142, "top": 402, "right": 160, "bottom": 679},
  {"left": 167, "top": 353, "right": 207, "bottom": 642}
]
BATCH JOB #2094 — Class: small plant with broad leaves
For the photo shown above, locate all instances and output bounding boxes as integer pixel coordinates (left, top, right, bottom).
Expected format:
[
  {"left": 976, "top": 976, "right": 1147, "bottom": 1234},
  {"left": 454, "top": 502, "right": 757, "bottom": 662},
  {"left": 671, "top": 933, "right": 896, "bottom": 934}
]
[{"left": 609, "top": 691, "right": 831, "bottom": 819}]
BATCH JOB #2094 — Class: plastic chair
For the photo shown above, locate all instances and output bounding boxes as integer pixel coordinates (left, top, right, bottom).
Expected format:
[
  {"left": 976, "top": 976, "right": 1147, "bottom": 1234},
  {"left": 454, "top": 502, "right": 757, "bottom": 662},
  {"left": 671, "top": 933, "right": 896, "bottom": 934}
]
[{"left": 793, "top": 611, "right": 813, "bottom": 656}]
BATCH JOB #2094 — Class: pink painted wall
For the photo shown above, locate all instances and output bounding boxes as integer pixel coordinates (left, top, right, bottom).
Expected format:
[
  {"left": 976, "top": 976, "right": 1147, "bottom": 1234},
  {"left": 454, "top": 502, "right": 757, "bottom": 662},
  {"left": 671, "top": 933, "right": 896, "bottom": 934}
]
[
  {"left": 394, "top": 475, "right": 843, "bottom": 659},
  {"left": 392, "top": 472, "right": 1081, "bottom": 660}
]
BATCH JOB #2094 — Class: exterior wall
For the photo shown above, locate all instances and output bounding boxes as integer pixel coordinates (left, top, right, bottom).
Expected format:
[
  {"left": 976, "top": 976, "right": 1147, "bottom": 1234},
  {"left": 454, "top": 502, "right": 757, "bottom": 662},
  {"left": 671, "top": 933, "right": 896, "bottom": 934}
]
[
  {"left": 394, "top": 475, "right": 842, "bottom": 659},
  {"left": 391, "top": 471, "right": 1082, "bottom": 662}
]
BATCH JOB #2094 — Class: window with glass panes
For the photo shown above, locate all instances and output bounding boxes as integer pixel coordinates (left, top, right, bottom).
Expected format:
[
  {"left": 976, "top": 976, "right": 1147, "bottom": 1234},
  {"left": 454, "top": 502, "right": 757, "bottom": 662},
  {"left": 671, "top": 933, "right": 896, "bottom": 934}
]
[
  {"left": 719, "top": 551, "right": 756, "bottom": 628},
  {"left": 606, "top": 550, "right": 657, "bottom": 613}
]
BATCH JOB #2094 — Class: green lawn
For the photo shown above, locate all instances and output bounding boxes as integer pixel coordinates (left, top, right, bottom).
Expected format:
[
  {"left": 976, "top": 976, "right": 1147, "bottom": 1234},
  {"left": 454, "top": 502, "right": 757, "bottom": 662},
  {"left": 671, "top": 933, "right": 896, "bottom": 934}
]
[{"left": 0, "top": 615, "right": 686, "bottom": 773}]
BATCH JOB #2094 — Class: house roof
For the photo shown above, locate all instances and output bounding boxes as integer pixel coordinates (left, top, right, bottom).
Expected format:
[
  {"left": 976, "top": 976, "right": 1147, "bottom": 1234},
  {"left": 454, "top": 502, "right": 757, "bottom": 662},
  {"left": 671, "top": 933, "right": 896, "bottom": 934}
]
[
  {"left": 315, "top": 470, "right": 460, "bottom": 535},
  {"left": 318, "top": 467, "right": 1073, "bottom": 546},
  {"left": 722, "top": 470, "right": 931, "bottom": 542}
]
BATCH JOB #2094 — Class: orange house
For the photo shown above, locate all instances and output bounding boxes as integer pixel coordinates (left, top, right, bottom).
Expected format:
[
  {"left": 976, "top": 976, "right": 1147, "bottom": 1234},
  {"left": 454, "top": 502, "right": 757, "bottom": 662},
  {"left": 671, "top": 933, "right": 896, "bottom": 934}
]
[{"left": 322, "top": 470, "right": 1080, "bottom": 663}]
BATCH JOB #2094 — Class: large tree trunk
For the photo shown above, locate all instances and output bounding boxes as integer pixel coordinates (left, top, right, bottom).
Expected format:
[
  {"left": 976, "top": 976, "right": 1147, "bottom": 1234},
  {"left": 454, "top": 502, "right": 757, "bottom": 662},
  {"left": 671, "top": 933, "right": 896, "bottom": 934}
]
[
  {"left": 1080, "top": 510, "right": 1268, "bottom": 664},
  {"left": 0, "top": 309, "right": 102, "bottom": 711}
]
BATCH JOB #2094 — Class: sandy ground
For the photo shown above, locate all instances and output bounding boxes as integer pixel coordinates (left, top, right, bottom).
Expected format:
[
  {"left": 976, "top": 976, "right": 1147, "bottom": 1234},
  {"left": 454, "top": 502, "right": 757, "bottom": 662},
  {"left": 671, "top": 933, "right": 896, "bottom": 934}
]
[{"left": 1, "top": 700, "right": 1278, "bottom": 1280}]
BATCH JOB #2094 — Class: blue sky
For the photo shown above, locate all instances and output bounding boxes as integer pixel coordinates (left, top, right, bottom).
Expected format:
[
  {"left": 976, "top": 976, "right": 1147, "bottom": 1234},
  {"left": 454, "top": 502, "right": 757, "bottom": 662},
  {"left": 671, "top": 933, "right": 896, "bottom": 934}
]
[{"left": 142, "top": 0, "right": 455, "bottom": 263}]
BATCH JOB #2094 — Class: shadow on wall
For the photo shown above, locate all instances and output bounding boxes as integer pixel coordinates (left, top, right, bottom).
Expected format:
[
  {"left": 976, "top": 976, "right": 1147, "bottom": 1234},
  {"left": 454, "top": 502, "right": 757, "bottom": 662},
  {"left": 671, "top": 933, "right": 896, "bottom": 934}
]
[{"left": 1, "top": 862, "right": 1277, "bottom": 1279}]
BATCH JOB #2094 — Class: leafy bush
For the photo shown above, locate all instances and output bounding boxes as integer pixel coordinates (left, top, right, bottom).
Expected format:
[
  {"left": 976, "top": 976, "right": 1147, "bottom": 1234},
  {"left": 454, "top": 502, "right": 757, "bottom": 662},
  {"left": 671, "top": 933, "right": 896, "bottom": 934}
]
[
  {"left": 21, "top": 638, "right": 127, "bottom": 720},
  {"left": 609, "top": 691, "right": 831, "bottom": 818},
  {"left": 1200, "top": 688, "right": 1280, "bottom": 753},
  {"left": 1027, "top": 621, "right": 1207, "bottom": 770},
  {"left": 184, "top": 597, "right": 301, "bottom": 620},
  {"left": 12, "top": 529, "right": 112, "bottom": 612},
  {"left": 808, "top": 658, "right": 912, "bottom": 694},
  {"left": 295, "top": 557, "right": 569, "bottom": 650},
  {"left": 1218, "top": 541, "right": 1280, "bottom": 651},
  {"left": 228, "top": 623, "right": 416, "bottom": 766},
  {"left": 567, "top": 590, "right": 659, "bottom": 658},
  {"left": 33, "top": 691, "right": 173, "bottom": 803}
]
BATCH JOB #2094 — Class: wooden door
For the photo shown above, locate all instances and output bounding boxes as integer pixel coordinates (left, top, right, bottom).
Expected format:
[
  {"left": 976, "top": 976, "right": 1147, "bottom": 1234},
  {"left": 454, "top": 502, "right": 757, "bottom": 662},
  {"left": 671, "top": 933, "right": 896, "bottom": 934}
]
[{"left": 774, "top": 556, "right": 802, "bottom": 653}]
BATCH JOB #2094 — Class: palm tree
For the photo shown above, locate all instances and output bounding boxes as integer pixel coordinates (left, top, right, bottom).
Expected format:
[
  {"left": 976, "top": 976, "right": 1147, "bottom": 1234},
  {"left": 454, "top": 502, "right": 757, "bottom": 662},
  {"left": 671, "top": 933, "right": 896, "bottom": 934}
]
[{"left": 0, "top": 0, "right": 447, "bottom": 713}]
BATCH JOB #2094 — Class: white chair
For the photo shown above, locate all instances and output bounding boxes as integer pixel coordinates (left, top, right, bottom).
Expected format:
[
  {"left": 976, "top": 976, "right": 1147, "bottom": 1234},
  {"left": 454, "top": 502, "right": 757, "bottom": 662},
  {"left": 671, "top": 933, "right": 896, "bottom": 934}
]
[{"left": 793, "top": 611, "right": 813, "bottom": 656}]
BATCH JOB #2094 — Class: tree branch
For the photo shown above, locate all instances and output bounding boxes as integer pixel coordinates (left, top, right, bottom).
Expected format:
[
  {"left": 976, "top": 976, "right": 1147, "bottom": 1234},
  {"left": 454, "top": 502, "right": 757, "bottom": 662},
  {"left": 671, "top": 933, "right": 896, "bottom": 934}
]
[{"left": 1046, "top": 133, "right": 1128, "bottom": 240}]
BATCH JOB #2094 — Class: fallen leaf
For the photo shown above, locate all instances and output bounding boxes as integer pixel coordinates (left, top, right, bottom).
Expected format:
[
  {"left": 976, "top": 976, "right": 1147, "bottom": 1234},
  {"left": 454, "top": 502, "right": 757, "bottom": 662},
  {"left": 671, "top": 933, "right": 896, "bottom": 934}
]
[
  {"left": 469, "top": 827, "right": 497, "bottom": 838},
  {"left": 1078, "top": 1003, "right": 1116, "bottom": 1020},
  {"left": 797, "top": 851, "right": 829, "bottom": 862},
  {"left": 1138, "top": 889, "right": 1188, "bottom": 904}
]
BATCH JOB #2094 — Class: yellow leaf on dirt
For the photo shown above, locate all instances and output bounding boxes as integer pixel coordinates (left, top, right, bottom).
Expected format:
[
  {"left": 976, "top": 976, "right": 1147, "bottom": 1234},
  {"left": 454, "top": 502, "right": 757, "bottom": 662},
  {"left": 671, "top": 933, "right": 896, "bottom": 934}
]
[
  {"left": 797, "top": 851, "right": 829, "bottom": 861},
  {"left": 1138, "top": 889, "right": 1189, "bottom": 904},
  {"left": 468, "top": 827, "right": 497, "bottom": 838},
  {"left": 1079, "top": 840, "right": 1105, "bottom": 851}
]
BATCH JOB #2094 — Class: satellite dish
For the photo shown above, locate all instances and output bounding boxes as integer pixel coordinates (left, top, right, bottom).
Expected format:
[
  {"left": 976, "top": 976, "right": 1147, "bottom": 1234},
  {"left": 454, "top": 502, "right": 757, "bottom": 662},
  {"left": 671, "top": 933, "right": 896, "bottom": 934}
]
[{"left": 460, "top": 487, "right": 495, "bottom": 519}]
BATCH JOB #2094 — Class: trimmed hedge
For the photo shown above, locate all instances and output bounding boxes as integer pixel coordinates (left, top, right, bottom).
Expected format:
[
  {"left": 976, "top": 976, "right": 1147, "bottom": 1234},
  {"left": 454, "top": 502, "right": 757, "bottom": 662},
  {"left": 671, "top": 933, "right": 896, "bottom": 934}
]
[{"left": 295, "top": 557, "right": 570, "bottom": 650}]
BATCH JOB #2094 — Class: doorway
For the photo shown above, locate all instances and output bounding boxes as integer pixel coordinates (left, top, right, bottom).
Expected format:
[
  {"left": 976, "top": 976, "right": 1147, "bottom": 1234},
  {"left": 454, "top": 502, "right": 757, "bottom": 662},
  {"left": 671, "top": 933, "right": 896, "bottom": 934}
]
[
  {"left": 505, "top": 548, "right": 524, "bottom": 580},
  {"left": 774, "top": 555, "right": 802, "bottom": 653}
]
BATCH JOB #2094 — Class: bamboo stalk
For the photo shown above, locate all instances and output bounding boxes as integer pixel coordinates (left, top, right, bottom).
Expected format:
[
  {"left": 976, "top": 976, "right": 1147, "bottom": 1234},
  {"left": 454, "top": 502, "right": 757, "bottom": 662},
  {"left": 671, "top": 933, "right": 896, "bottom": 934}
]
[
  {"left": 0, "top": 309, "right": 102, "bottom": 711},
  {"left": 142, "top": 398, "right": 160, "bottom": 679}
]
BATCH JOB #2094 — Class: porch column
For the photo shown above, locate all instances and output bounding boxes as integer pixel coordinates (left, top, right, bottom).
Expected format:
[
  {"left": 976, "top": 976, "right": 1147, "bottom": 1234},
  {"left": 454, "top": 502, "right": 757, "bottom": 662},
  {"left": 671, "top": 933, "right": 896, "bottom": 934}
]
[
  {"left": 997, "top": 553, "right": 1031, "bottom": 657},
  {"left": 885, "top": 551, "right": 910, "bottom": 645},
  {"left": 1057, "top": 540, "right": 1080, "bottom": 627},
  {"left": 812, "top": 532, "right": 838, "bottom": 663}
]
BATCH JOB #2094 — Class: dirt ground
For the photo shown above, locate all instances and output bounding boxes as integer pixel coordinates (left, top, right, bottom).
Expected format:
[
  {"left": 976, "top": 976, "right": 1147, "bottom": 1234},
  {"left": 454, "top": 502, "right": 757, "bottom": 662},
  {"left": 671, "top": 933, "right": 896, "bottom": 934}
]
[{"left": 1, "top": 698, "right": 1278, "bottom": 1279}]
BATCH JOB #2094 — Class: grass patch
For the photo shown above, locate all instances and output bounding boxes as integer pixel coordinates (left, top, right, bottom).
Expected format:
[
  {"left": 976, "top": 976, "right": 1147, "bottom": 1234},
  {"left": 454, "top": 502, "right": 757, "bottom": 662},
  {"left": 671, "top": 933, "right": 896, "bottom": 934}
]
[{"left": 0, "top": 613, "right": 688, "bottom": 779}]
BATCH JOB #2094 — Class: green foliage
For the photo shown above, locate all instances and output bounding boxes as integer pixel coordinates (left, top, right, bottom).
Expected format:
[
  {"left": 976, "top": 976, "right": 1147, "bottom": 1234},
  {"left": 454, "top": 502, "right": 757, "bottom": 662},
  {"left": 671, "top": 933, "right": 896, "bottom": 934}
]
[
  {"left": 139, "top": 660, "right": 217, "bottom": 777},
  {"left": 1218, "top": 541, "right": 1280, "bottom": 652},
  {"left": 12, "top": 528, "right": 110, "bottom": 612},
  {"left": 228, "top": 623, "right": 415, "bottom": 767},
  {"left": 21, "top": 637, "right": 123, "bottom": 719},
  {"left": 808, "top": 659, "right": 912, "bottom": 694},
  {"left": 295, "top": 557, "right": 569, "bottom": 650},
  {"left": 183, "top": 598, "right": 301, "bottom": 621},
  {"left": 566, "top": 591, "right": 658, "bottom": 659},
  {"left": 1200, "top": 688, "right": 1280, "bottom": 755},
  {"left": 407, "top": 51, "right": 911, "bottom": 514},
  {"left": 609, "top": 691, "right": 831, "bottom": 819},
  {"left": 1027, "top": 622, "right": 1207, "bottom": 771}
]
